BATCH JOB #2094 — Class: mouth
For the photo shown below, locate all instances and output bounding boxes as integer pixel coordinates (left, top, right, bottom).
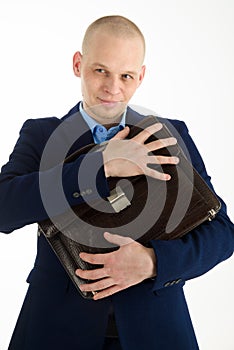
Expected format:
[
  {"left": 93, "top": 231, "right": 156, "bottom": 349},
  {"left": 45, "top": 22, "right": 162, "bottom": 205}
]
[{"left": 98, "top": 98, "right": 122, "bottom": 107}]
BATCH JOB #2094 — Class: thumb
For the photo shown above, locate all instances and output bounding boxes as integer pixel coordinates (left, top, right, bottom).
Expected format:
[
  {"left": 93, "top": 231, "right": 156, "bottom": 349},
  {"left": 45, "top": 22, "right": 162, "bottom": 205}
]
[
  {"left": 104, "top": 231, "right": 134, "bottom": 246},
  {"left": 112, "top": 126, "right": 130, "bottom": 140}
]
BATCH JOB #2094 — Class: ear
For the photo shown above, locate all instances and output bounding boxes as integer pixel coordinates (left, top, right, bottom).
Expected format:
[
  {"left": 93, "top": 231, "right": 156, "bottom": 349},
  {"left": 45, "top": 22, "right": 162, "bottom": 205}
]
[
  {"left": 137, "top": 65, "right": 146, "bottom": 87},
  {"left": 73, "top": 51, "right": 82, "bottom": 77}
]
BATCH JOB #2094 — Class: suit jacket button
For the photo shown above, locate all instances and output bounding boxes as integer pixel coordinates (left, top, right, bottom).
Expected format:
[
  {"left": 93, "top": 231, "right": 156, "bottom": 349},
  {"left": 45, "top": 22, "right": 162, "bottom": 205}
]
[
  {"left": 175, "top": 278, "right": 182, "bottom": 284},
  {"left": 164, "top": 282, "right": 171, "bottom": 287},
  {"left": 73, "top": 192, "right": 80, "bottom": 198}
]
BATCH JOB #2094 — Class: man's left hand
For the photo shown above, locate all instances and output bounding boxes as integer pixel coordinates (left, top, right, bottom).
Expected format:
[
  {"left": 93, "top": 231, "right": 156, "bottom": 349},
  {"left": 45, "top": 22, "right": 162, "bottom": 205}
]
[{"left": 75, "top": 232, "right": 156, "bottom": 300}]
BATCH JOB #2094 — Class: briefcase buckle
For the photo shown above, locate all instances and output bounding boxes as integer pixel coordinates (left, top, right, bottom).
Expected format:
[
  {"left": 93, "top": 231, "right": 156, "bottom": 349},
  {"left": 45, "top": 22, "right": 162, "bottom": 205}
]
[{"left": 107, "top": 186, "right": 131, "bottom": 213}]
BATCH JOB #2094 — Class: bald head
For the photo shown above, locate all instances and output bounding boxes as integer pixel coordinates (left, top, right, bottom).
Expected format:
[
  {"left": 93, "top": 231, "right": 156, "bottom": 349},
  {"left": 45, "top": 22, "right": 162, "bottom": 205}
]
[{"left": 82, "top": 15, "right": 145, "bottom": 62}]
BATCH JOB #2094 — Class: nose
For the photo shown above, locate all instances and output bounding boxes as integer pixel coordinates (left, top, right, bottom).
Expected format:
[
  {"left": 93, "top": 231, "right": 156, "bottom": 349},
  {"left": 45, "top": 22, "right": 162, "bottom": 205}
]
[{"left": 104, "top": 75, "right": 121, "bottom": 95}]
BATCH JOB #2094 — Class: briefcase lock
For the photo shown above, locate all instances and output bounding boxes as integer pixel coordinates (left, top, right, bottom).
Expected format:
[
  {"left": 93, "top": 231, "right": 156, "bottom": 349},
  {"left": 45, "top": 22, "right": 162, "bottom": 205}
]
[{"left": 107, "top": 186, "right": 131, "bottom": 213}]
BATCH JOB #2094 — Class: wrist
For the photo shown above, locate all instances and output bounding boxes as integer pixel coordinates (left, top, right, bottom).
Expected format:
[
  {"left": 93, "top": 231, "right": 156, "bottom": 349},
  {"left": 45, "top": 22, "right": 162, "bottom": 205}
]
[
  {"left": 147, "top": 247, "right": 157, "bottom": 278},
  {"left": 103, "top": 156, "right": 111, "bottom": 178}
]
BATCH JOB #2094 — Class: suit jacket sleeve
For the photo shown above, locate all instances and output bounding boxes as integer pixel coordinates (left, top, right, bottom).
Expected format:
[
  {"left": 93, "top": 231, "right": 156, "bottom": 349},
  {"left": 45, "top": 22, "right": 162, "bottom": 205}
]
[
  {"left": 0, "top": 118, "right": 110, "bottom": 233},
  {"left": 150, "top": 120, "right": 234, "bottom": 291}
]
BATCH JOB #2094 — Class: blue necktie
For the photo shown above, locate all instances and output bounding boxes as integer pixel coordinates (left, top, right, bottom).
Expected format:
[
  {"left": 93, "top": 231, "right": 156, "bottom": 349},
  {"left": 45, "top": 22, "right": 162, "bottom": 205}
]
[{"left": 93, "top": 124, "right": 124, "bottom": 144}]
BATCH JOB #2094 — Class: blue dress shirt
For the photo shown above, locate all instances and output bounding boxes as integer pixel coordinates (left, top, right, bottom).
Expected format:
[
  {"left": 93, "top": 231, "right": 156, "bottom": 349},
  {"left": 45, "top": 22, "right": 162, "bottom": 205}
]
[{"left": 79, "top": 103, "right": 126, "bottom": 143}]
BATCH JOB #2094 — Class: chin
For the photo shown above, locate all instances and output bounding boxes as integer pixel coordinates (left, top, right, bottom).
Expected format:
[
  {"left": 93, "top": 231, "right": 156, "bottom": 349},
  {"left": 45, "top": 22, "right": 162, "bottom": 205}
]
[{"left": 90, "top": 103, "right": 126, "bottom": 121}]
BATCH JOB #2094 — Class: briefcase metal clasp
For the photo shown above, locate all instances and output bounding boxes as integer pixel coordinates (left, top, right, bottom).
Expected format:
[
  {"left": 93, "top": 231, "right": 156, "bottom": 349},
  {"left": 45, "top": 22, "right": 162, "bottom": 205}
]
[{"left": 107, "top": 186, "right": 131, "bottom": 213}]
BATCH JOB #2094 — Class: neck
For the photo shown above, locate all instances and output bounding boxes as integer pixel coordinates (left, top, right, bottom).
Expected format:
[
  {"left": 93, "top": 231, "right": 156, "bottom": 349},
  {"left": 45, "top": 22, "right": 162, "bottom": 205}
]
[{"left": 82, "top": 102, "right": 126, "bottom": 125}]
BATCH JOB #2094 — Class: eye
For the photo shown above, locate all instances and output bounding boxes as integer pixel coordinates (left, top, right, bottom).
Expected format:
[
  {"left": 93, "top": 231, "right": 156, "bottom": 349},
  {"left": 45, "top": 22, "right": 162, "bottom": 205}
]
[
  {"left": 122, "top": 74, "right": 133, "bottom": 80},
  {"left": 95, "top": 68, "right": 106, "bottom": 74}
]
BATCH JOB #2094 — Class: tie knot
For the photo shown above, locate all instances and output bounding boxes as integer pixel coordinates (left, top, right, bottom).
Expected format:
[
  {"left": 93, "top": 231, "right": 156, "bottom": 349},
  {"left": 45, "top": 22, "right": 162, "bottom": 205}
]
[{"left": 93, "top": 124, "right": 124, "bottom": 144}]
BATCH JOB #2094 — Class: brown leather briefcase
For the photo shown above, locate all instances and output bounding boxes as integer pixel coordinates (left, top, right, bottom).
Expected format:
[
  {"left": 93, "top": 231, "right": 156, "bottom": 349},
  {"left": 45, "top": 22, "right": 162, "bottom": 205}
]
[{"left": 38, "top": 115, "right": 221, "bottom": 298}]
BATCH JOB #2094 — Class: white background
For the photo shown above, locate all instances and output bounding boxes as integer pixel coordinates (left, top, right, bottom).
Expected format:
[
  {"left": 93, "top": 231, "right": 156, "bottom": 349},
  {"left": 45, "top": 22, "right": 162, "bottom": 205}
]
[{"left": 0, "top": 0, "right": 233, "bottom": 349}]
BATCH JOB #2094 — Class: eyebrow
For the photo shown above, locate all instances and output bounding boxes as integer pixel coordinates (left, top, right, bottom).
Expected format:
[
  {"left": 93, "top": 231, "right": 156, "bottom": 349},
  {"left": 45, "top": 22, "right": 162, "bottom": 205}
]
[{"left": 91, "top": 62, "right": 138, "bottom": 76}]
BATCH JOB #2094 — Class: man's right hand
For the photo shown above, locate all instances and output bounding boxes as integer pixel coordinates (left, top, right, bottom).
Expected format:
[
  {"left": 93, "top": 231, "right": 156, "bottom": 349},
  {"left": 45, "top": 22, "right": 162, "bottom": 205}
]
[{"left": 103, "top": 123, "right": 179, "bottom": 181}]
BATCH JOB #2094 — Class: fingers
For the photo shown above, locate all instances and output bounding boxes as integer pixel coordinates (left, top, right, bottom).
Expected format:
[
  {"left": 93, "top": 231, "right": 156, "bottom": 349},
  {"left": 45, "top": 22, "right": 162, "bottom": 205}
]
[
  {"left": 76, "top": 233, "right": 134, "bottom": 293},
  {"left": 103, "top": 232, "right": 134, "bottom": 246},
  {"left": 133, "top": 123, "right": 163, "bottom": 143},
  {"left": 132, "top": 124, "right": 178, "bottom": 156},
  {"left": 75, "top": 232, "right": 156, "bottom": 300},
  {"left": 93, "top": 285, "right": 122, "bottom": 300},
  {"left": 112, "top": 126, "right": 130, "bottom": 140},
  {"left": 79, "top": 277, "right": 115, "bottom": 294},
  {"left": 79, "top": 251, "right": 110, "bottom": 265},
  {"left": 76, "top": 266, "right": 109, "bottom": 281},
  {"left": 146, "top": 137, "right": 177, "bottom": 152},
  {"left": 110, "top": 123, "right": 177, "bottom": 153},
  {"left": 79, "top": 279, "right": 122, "bottom": 300},
  {"left": 77, "top": 233, "right": 133, "bottom": 269},
  {"left": 138, "top": 152, "right": 179, "bottom": 181},
  {"left": 103, "top": 122, "right": 179, "bottom": 180},
  {"left": 144, "top": 168, "right": 171, "bottom": 181},
  {"left": 148, "top": 155, "right": 179, "bottom": 166}
]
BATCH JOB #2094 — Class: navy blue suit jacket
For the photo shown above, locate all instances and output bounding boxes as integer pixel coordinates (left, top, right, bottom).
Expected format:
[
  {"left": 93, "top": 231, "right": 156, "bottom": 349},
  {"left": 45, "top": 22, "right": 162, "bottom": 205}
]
[{"left": 0, "top": 103, "right": 233, "bottom": 350}]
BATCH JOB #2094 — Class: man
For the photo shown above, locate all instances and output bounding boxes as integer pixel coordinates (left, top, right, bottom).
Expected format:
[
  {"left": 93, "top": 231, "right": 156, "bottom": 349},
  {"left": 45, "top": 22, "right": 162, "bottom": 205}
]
[{"left": 0, "top": 15, "right": 233, "bottom": 350}]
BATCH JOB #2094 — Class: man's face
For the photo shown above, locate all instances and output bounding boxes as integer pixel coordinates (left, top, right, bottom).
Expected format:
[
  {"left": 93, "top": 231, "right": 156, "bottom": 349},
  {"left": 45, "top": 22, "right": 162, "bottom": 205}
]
[{"left": 73, "top": 31, "right": 145, "bottom": 123}]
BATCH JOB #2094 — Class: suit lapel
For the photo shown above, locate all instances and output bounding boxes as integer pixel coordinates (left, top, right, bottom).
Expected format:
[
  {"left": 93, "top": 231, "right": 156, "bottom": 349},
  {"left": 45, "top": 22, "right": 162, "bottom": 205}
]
[
  {"left": 126, "top": 106, "right": 145, "bottom": 127},
  {"left": 61, "top": 104, "right": 94, "bottom": 155}
]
